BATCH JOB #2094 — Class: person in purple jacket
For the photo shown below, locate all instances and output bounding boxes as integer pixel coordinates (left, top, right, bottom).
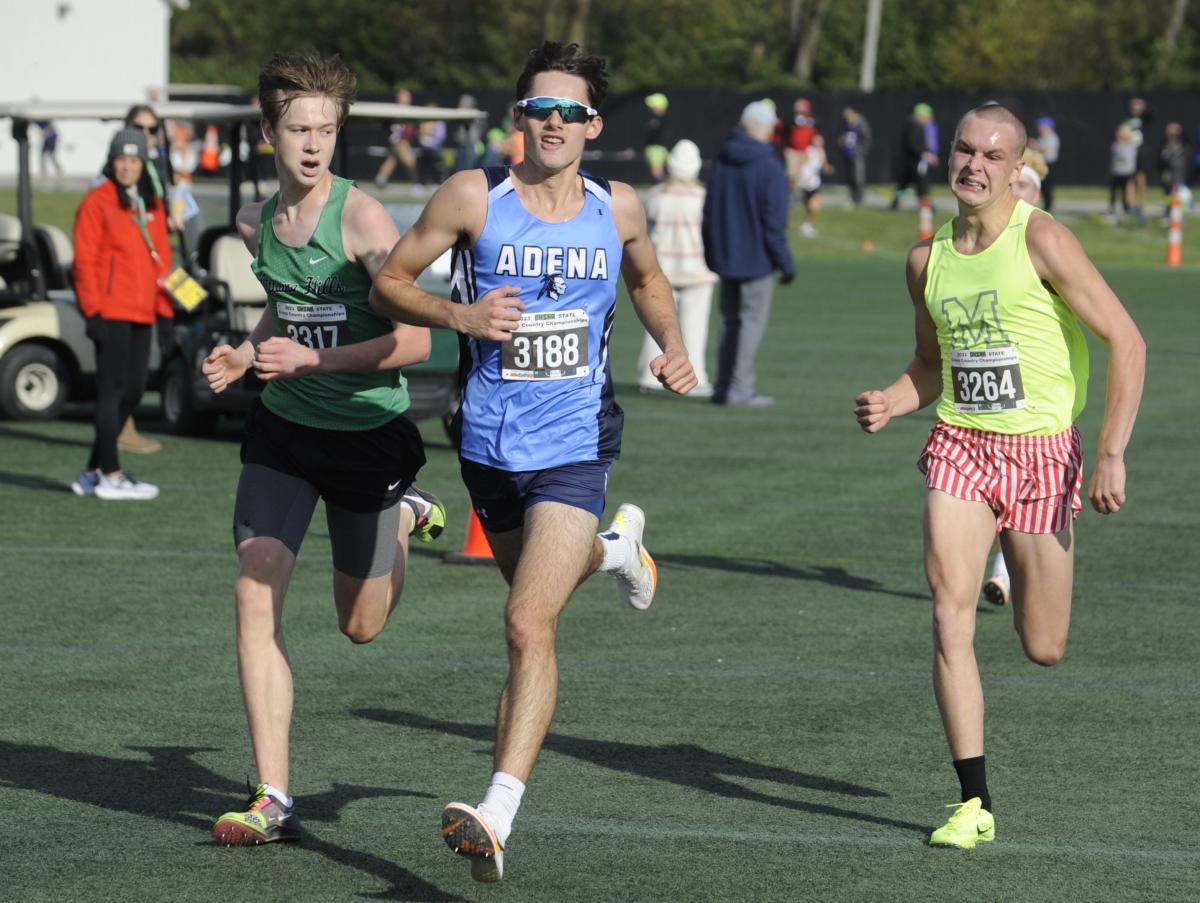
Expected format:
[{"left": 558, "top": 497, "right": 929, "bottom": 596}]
[{"left": 702, "top": 101, "right": 796, "bottom": 408}]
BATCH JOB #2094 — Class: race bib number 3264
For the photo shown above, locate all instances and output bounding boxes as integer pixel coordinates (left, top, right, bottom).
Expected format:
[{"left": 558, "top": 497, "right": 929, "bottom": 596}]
[
  {"left": 950, "top": 346, "right": 1026, "bottom": 413},
  {"left": 501, "top": 309, "right": 590, "bottom": 380}
]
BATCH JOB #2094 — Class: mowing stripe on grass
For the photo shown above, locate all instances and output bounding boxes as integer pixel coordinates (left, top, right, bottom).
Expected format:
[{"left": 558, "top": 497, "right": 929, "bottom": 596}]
[{"left": 525, "top": 815, "right": 1199, "bottom": 863}]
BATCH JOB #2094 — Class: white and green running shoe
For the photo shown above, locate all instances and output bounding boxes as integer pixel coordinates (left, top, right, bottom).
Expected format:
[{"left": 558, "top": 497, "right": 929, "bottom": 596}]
[
  {"left": 212, "top": 784, "right": 300, "bottom": 846},
  {"left": 982, "top": 573, "right": 1010, "bottom": 606},
  {"left": 403, "top": 485, "right": 446, "bottom": 543}
]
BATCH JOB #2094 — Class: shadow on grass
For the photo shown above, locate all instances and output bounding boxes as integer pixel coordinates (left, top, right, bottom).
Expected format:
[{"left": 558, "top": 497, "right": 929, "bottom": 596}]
[
  {"left": 655, "top": 553, "right": 928, "bottom": 602},
  {"left": 0, "top": 424, "right": 92, "bottom": 449},
  {"left": 356, "top": 710, "right": 927, "bottom": 836},
  {"left": 0, "top": 741, "right": 462, "bottom": 901},
  {"left": 0, "top": 469, "right": 74, "bottom": 493}
]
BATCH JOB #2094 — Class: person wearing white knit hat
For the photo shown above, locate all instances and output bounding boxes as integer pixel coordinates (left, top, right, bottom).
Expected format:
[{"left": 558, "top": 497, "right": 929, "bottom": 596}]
[{"left": 637, "top": 139, "right": 716, "bottom": 396}]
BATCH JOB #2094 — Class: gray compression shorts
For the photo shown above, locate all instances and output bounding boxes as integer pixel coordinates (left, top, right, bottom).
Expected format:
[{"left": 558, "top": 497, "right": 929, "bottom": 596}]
[{"left": 233, "top": 463, "right": 404, "bottom": 579}]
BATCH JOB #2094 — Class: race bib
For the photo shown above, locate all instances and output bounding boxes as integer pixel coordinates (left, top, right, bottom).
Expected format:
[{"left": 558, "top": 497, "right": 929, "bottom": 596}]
[
  {"left": 501, "top": 308, "right": 590, "bottom": 380},
  {"left": 950, "top": 346, "right": 1026, "bottom": 413},
  {"left": 276, "top": 301, "right": 348, "bottom": 350}
]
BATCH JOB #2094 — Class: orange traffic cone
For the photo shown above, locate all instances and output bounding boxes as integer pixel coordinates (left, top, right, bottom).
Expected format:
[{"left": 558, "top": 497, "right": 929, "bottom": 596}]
[
  {"left": 918, "top": 194, "right": 934, "bottom": 240},
  {"left": 444, "top": 508, "right": 495, "bottom": 564},
  {"left": 199, "top": 125, "right": 220, "bottom": 172},
  {"left": 1166, "top": 187, "right": 1183, "bottom": 267}
]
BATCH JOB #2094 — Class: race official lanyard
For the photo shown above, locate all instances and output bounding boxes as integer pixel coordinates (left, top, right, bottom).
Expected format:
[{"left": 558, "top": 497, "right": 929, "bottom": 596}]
[{"left": 130, "top": 190, "right": 162, "bottom": 266}]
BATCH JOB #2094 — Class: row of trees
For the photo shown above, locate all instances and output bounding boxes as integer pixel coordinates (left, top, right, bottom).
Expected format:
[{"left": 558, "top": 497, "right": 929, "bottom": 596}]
[{"left": 171, "top": 0, "right": 1199, "bottom": 94}]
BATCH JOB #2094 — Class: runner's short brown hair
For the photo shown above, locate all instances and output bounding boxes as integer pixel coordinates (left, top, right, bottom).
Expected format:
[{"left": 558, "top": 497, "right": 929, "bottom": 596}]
[
  {"left": 516, "top": 41, "right": 609, "bottom": 109},
  {"left": 258, "top": 51, "right": 357, "bottom": 127}
]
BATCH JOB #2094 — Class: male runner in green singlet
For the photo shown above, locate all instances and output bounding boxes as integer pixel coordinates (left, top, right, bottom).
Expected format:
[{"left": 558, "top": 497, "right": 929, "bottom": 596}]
[
  {"left": 855, "top": 103, "right": 1145, "bottom": 848},
  {"left": 202, "top": 52, "right": 445, "bottom": 846}
]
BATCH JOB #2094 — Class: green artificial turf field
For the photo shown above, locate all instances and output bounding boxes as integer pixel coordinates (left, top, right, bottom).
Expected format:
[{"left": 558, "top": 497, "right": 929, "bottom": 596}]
[{"left": 1, "top": 189, "right": 1197, "bottom": 901}]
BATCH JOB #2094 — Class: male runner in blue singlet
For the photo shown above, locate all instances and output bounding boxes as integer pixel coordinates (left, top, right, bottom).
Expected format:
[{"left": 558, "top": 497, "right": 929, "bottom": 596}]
[{"left": 371, "top": 41, "right": 697, "bottom": 882}]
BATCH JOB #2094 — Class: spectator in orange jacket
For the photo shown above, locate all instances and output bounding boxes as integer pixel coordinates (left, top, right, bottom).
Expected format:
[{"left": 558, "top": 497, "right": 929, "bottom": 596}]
[{"left": 71, "top": 127, "right": 172, "bottom": 501}]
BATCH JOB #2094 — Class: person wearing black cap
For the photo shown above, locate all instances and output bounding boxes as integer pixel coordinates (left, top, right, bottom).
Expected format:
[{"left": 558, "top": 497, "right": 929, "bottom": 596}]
[{"left": 70, "top": 127, "right": 173, "bottom": 500}]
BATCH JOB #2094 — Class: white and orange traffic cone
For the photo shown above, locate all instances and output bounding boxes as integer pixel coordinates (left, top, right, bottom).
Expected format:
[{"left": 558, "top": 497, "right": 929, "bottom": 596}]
[
  {"left": 199, "top": 125, "right": 220, "bottom": 172},
  {"left": 918, "top": 194, "right": 934, "bottom": 240},
  {"left": 444, "top": 508, "right": 495, "bottom": 565},
  {"left": 1166, "top": 187, "right": 1183, "bottom": 268}
]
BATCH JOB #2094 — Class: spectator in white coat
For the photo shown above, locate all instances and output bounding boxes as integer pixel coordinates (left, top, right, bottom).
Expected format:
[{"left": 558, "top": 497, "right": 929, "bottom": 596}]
[{"left": 637, "top": 139, "right": 716, "bottom": 396}]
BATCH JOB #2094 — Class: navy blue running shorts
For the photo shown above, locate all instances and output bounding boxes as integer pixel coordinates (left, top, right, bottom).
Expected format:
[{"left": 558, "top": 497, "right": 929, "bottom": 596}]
[{"left": 460, "top": 458, "right": 611, "bottom": 533}]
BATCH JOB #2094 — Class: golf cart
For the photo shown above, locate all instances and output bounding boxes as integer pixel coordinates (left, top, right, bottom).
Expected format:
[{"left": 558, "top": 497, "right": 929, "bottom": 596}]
[
  {"left": 0, "top": 99, "right": 483, "bottom": 434},
  {"left": 0, "top": 100, "right": 247, "bottom": 420}
]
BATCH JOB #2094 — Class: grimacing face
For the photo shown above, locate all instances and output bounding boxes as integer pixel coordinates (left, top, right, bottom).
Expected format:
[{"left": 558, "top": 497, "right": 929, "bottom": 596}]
[{"left": 948, "top": 115, "right": 1021, "bottom": 207}]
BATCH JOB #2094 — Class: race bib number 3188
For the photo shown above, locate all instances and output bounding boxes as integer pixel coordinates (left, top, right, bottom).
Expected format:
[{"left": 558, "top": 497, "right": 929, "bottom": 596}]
[
  {"left": 502, "top": 309, "right": 590, "bottom": 380},
  {"left": 950, "top": 346, "right": 1026, "bottom": 413}
]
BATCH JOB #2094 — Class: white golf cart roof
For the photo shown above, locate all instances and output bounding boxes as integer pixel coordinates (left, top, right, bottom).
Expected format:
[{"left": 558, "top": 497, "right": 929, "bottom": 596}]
[
  {"left": 0, "top": 99, "right": 487, "bottom": 124},
  {"left": 2, "top": 99, "right": 485, "bottom": 293}
]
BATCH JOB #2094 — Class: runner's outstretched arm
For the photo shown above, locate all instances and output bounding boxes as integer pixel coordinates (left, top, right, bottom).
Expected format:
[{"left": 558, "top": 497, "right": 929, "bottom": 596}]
[
  {"left": 1026, "top": 214, "right": 1146, "bottom": 513},
  {"left": 370, "top": 171, "right": 524, "bottom": 341},
  {"left": 855, "top": 241, "right": 942, "bottom": 432}
]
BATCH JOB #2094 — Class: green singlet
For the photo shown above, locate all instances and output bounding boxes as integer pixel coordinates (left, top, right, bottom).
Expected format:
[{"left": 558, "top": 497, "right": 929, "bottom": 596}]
[
  {"left": 924, "top": 199, "right": 1089, "bottom": 435},
  {"left": 252, "top": 175, "right": 408, "bottom": 430}
]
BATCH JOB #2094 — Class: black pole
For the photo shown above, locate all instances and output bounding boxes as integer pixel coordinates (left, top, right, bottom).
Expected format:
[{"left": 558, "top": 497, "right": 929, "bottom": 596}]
[
  {"left": 334, "top": 125, "right": 348, "bottom": 176},
  {"left": 12, "top": 119, "right": 46, "bottom": 298},
  {"left": 228, "top": 121, "right": 242, "bottom": 227}
]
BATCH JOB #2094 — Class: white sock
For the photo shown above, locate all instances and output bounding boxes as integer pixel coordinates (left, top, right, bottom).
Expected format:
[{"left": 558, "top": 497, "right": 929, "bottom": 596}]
[
  {"left": 477, "top": 771, "right": 525, "bottom": 848},
  {"left": 262, "top": 782, "right": 293, "bottom": 810},
  {"left": 598, "top": 532, "right": 631, "bottom": 573},
  {"left": 990, "top": 551, "right": 1009, "bottom": 580}
]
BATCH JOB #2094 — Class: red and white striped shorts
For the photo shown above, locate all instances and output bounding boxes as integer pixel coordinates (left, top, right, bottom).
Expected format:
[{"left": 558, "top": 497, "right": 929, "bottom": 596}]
[{"left": 917, "top": 421, "right": 1083, "bottom": 534}]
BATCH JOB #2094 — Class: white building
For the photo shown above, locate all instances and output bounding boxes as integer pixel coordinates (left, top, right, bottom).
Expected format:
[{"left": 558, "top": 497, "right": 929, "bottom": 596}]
[{"left": 0, "top": 0, "right": 183, "bottom": 177}]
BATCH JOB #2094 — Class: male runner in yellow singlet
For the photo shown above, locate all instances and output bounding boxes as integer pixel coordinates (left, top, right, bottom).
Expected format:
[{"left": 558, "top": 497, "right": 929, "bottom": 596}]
[{"left": 855, "top": 103, "right": 1145, "bottom": 848}]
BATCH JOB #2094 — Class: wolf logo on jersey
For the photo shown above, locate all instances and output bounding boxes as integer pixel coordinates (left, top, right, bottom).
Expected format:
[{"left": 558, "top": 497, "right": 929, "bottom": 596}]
[
  {"left": 452, "top": 166, "right": 626, "bottom": 471},
  {"left": 538, "top": 272, "right": 567, "bottom": 301}
]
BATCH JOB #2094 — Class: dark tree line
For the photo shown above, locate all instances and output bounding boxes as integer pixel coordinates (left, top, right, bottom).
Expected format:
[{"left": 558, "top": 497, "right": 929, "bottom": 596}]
[{"left": 171, "top": 0, "right": 1199, "bottom": 95}]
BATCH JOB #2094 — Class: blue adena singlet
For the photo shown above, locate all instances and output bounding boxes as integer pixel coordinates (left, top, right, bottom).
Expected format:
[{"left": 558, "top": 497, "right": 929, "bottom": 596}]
[{"left": 451, "top": 166, "right": 625, "bottom": 471}]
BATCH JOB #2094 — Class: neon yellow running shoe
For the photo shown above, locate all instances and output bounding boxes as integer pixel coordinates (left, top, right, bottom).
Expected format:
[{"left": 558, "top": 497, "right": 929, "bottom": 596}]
[
  {"left": 212, "top": 783, "right": 300, "bottom": 846},
  {"left": 403, "top": 485, "right": 446, "bottom": 543},
  {"left": 929, "top": 797, "right": 995, "bottom": 849}
]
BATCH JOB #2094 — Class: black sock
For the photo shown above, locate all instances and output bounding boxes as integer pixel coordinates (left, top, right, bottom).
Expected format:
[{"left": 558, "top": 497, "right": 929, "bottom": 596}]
[{"left": 952, "top": 756, "right": 992, "bottom": 811}]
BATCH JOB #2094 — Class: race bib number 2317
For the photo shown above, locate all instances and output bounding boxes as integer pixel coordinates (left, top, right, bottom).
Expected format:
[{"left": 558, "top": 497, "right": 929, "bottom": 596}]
[{"left": 276, "top": 301, "right": 348, "bottom": 350}]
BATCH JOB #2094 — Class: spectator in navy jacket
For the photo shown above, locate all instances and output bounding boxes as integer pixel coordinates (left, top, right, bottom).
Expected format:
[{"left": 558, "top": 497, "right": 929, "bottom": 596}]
[{"left": 702, "top": 101, "right": 795, "bottom": 408}]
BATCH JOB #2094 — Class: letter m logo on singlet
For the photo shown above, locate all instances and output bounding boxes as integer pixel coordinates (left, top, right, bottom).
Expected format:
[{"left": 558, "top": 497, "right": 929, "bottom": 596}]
[{"left": 939, "top": 290, "right": 1012, "bottom": 349}]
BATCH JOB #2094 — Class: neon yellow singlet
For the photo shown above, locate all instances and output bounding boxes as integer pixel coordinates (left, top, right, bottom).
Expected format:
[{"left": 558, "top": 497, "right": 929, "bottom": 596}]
[{"left": 925, "top": 199, "right": 1089, "bottom": 435}]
